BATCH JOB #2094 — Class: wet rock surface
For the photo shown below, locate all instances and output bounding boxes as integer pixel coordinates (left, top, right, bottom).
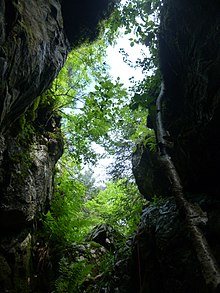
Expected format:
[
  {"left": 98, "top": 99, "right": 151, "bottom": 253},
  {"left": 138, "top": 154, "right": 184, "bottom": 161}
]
[
  {"left": 133, "top": 0, "right": 220, "bottom": 199},
  {"left": 131, "top": 3, "right": 220, "bottom": 289},
  {"left": 108, "top": 197, "right": 220, "bottom": 293},
  {"left": 129, "top": 198, "right": 203, "bottom": 293},
  {"left": 0, "top": 0, "right": 68, "bottom": 132}
]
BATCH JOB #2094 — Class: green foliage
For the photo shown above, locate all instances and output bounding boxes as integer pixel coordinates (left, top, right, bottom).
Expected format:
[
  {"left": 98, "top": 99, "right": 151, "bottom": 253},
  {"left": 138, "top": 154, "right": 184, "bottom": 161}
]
[
  {"left": 62, "top": 76, "right": 127, "bottom": 164},
  {"left": 152, "top": 194, "right": 162, "bottom": 205},
  {"left": 43, "top": 166, "right": 95, "bottom": 248},
  {"left": 26, "top": 96, "right": 41, "bottom": 122},
  {"left": 41, "top": 0, "right": 163, "bottom": 291},
  {"left": 50, "top": 40, "right": 108, "bottom": 106},
  {"left": 144, "top": 132, "right": 157, "bottom": 152},
  {"left": 103, "top": 103, "right": 156, "bottom": 179},
  {"left": 41, "top": 0, "right": 159, "bottom": 247},
  {"left": 44, "top": 0, "right": 161, "bottom": 166},
  {"left": 55, "top": 257, "right": 93, "bottom": 293},
  {"left": 44, "top": 171, "right": 145, "bottom": 243},
  {"left": 84, "top": 179, "right": 146, "bottom": 236},
  {"left": 99, "top": 251, "right": 115, "bottom": 276},
  {"left": 42, "top": 157, "right": 146, "bottom": 292}
]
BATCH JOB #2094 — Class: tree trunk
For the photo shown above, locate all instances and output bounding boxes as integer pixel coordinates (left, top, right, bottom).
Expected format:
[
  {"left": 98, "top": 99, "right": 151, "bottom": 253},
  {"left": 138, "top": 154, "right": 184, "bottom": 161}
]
[{"left": 155, "top": 82, "right": 220, "bottom": 292}]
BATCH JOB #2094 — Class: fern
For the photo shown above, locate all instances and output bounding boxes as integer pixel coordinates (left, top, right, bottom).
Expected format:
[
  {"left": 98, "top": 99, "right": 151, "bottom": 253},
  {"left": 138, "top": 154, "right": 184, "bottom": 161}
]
[
  {"left": 42, "top": 158, "right": 95, "bottom": 248},
  {"left": 55, "top": 257, "right": 93, "bottom": 293},
  {"left": 144, "top": 132, "right": 156, "bottom": 152}
]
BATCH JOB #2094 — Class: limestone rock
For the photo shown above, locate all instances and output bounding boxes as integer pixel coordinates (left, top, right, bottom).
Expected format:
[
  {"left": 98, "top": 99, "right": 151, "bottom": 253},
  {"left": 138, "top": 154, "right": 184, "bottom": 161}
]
[
  {"left": 0, "top": 0, "right": 68, "bottom": 132},
  {"left": 0, "top": 1, "right": 117, "bottom": 291},
  {"left": 0, "top": 131, "right": 63, "bottom": 230},
  {"left": 132, "top": 143, "right": 170, "bottom": 200},
  {"left": 87, "top": 223, "right": 124, "bottom": 251}
]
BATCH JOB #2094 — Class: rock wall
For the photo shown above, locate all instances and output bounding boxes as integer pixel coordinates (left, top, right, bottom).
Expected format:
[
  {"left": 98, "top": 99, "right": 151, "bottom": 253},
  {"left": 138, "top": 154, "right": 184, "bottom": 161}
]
[
  {"left": 131, "top": 0, "right": 220, "bottom": 292},
  {"left": 133, "top": 0, "right": 220, "bottom": 199},
  {"left": 159, "top": 0, "right": 220, "bottom": 195},
  {"left": 129, "top": 196, "right": 220, "bottom": 293},
  {"left": 0, "top": 0, "right": 68, "bottom": 133},
  {"left": 0, "top": 0, "right": 116, "bottom": 291},
  {"left": 0, "top": 104, "right": 63, "bottom": 292},
  {"left": 0, "top": 1, "right": 67, "bottom": 291},
  {"left": 132, "top": 143, "right": 170, "bottom": 199}
]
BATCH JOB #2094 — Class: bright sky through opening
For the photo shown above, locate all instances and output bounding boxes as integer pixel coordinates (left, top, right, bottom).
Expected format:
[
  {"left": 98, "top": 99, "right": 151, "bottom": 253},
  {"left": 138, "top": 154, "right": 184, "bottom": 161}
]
[{"left": 92, "top": 33, "right": 147, "bottom": 185}]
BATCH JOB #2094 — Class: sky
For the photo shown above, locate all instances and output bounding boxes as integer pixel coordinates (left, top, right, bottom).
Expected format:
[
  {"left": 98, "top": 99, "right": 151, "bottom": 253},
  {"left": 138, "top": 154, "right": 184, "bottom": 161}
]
[
  {"left": 106, "top": 34, "right": 146, "bottom": 87},
  {"left": 90, "top": 34, "right": 147, "bottom": 185}
]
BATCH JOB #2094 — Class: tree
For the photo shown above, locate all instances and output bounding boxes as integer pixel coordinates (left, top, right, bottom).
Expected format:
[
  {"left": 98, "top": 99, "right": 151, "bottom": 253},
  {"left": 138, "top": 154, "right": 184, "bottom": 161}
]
[
  {"left": 41, "top": 1, "right": 163, "bottom": 291},
  {"left": 40, "top": 0, "right": 162, "bottom": 167},
  {"left": 84, "top": 179, "right": 146, "bottom": 236},
  {"left": 43, "top": 158, "right": 94, "bottom": 248}
]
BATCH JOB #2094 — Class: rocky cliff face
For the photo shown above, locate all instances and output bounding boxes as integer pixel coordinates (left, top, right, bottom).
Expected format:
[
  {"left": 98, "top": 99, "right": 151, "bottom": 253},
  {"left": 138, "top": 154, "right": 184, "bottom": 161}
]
[
  {"left": 0, "top": 0, "right": 68, "bottom": 133},
  {"left": 158, "top": 0, "right": 220, "bottom": 196},
  {"left": 0, "top": 1, "right": 67, "bottom": 291},
  {"left": 126, "top": 196, "right": 220, "bottom": 293},
  {"left": 131, "top": 0, "right": 220, "bottom": 292},
  {"left": 133, "top": 0, "right": 220, "bottom": 199},
  {"left": 0, "top": 129, "right": 63, "bottom": 231},
  {"left": 0, "top": 120, "right": 63, "bottom": 292},
  {"left": 0, "top": 0, "right": 115, "bottom": 292}
]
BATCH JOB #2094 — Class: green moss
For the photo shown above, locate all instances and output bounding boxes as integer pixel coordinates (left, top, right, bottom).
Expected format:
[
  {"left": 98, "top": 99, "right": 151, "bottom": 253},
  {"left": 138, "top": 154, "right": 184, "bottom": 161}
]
[
  {"left": 18, "top": 114, "right": 26, "bottom": 132},
  {"left": 88, "top": 241, "right": 102, "bottom": 249},
  {"left": 9, "top": 89, "right": 63, "bottom": 184},
  {"left": 10, "top": 118, "right": 36, "bottom": 182},
  {"left": 27, "top": 96, "right": 41, "bottom": 122}
]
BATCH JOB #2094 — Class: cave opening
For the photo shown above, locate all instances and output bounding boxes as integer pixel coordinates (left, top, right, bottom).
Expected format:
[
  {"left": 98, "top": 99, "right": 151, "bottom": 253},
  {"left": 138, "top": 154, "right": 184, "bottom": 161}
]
[{"left": 1, "top": 0, "right": 220, "bottom": 292}]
